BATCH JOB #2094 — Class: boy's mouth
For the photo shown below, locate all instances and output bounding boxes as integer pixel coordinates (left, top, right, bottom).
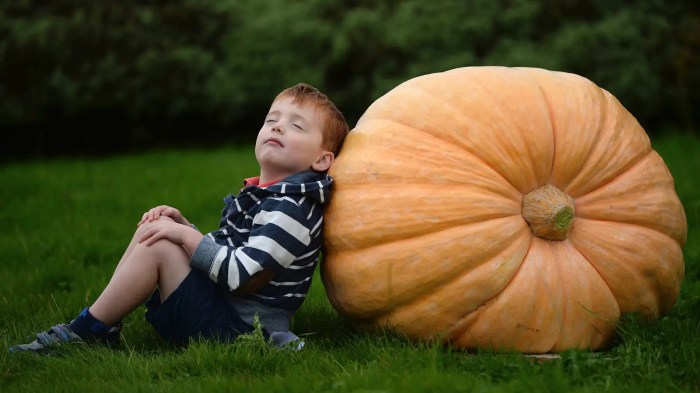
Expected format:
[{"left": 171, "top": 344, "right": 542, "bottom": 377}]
[{"left": 265, "top": 138, "right": 284, "bottom": 147}]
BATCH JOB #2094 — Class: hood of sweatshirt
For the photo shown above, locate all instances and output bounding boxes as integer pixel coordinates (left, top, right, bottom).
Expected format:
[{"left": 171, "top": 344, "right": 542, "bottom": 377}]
[{"left": 224, "top": 171, "right": 333, "bottom": 214}]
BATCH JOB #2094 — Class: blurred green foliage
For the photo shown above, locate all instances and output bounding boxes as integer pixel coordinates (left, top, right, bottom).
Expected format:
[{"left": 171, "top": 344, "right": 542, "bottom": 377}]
[{"left": 1, "top": 0, "right": 698, "bottom": 159}]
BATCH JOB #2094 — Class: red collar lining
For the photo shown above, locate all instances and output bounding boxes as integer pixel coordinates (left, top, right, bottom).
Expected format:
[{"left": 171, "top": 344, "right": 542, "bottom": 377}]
[{"left": 243, "top": 176, "right": 282, "bottom": 188}]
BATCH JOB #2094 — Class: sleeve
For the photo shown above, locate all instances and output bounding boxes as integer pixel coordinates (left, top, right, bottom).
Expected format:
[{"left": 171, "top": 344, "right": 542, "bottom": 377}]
[{"left": 189, "top": 197, "right": 315, "bottom": 292}]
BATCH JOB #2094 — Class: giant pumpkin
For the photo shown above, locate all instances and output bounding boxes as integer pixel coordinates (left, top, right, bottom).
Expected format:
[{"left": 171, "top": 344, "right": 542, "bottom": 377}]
[{"left": 321, "top": 67, "right": 686, "bottom": 353}]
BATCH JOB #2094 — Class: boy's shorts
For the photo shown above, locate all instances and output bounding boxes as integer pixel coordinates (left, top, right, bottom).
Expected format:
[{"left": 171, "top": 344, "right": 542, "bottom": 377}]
[{"left": 145, "top": 270, "right": 256, "bottom": 345}]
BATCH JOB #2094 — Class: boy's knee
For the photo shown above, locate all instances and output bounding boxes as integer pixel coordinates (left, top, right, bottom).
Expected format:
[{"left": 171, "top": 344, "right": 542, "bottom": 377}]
[{"left": 136, "top": 216, "right": 176, "bottom": 235}]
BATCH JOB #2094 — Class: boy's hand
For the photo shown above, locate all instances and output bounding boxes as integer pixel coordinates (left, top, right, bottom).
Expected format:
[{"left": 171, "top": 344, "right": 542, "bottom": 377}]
[
  {"left": 138, "top": 205, "right": 190, "bottom": 227},
  {"left": 138, "top": 220, "right": 203, "bottom": 252}
]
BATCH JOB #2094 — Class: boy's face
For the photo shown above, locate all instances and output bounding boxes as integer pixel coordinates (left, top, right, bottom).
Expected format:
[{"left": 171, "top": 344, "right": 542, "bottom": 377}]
[{"left": 255, "top": 97, "right": 334, "bottom": 182}]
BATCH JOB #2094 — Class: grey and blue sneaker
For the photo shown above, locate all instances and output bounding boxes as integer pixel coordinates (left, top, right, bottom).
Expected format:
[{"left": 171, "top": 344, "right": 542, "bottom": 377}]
[
  {"left": 9, "top": 322, "right": 121, "bottom": 353},
  {"left": 269, "top": 331, "right": 305, "bottom": 351}
]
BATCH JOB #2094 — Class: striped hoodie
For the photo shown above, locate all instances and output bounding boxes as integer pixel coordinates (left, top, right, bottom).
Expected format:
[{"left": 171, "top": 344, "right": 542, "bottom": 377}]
[{"left": 190, "top": 171, "right": 331, "bottom": 321}]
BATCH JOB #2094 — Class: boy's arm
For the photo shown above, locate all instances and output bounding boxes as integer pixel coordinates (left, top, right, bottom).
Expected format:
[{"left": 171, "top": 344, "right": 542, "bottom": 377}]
[{"left": 190, "top": 198, "right": 319, "bottom": 292}]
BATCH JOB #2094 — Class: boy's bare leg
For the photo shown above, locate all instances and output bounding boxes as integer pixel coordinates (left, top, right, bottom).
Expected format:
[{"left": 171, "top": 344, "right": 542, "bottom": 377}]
[
  {"left": 88, "top": 232, "right": 192, "bottom": 326},
  {"left": 111, "top": 216, "right": 178, "bottom": 277},
  {"left": 8, "top": 220, "right": 194, "bottom": 352}
]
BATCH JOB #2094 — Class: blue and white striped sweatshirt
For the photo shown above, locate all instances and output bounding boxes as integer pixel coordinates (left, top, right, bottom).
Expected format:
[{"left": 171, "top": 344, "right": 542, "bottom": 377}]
[{"left": 190, "top": 171, "right": 332, "bottom": 314}]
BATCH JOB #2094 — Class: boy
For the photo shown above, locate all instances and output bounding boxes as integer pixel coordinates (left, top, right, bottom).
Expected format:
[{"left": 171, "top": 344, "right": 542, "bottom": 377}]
[{"left": 10, "top": 83, "right": 349, "bottom": 352}]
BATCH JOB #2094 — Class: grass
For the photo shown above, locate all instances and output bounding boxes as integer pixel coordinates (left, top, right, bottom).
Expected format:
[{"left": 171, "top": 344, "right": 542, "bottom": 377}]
[{"left": 1, "top": 134, "right": 699, "bottom": 392}]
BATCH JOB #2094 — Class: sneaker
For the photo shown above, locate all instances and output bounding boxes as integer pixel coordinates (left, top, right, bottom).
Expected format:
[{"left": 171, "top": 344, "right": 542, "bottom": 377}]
[
  {"left": 269, "top": 331, "right": 305, "bottom": 351},
  {"left": 9, "top": 322, "right": 121, "bottom": 353}
]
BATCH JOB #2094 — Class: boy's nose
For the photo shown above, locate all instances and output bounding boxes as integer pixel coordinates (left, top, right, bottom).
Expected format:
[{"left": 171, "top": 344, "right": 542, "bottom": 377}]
[{"left": 272, "top": 123, "right": 284, "bottom": 133}]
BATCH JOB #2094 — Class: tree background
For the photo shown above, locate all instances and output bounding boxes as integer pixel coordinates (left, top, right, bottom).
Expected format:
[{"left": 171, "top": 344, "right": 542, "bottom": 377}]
[{"left": 1, "top": 0, "right": 698, "bottom": 161}]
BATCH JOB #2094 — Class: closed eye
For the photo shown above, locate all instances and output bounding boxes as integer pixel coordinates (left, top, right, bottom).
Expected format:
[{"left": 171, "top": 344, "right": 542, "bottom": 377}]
[{"left": 293, "top": 123, "right": 304, "bottom": 131}]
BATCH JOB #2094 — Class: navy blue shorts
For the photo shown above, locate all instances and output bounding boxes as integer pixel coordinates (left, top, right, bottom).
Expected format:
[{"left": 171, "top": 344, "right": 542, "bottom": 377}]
[{"left": 145, "top": 270, "right": 255, "bottom": 345}]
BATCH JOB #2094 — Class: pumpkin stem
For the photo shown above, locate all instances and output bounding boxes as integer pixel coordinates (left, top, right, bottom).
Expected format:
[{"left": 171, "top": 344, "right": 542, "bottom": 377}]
[{"left": 521, "top": 184, "right": 575, "bottom": 241}]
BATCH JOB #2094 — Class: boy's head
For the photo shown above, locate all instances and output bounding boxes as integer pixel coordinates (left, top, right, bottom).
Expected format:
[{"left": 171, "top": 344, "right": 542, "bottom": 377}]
[
  {"left": 273, "top": 83, "right": 349, "bottom": 156},
  {"left": 255, "top": 83, "right": 349, "bottom": 183}
]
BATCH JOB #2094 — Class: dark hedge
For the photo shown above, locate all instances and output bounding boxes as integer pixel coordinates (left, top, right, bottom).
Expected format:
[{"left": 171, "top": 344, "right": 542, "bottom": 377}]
[{"left": 1, "top": 0, "right": 698, "bottom": 160}]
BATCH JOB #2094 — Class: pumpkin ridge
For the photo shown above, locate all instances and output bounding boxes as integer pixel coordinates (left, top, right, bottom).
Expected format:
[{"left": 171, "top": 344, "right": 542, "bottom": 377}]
[
  {"left": 572, "top": 215, "right": 683, "bottom": 246},
  {"left": 571, "top": 217, "right": 683, "bottom": 254},
  {"left": 324, "top": 182, "right": 522, "bottom": 252},
  {"left": 363, "top": 116, "right": 471, "bottom": 156},
  {"left": 333, "top": 182, "right": 521, "bottom": 204},
  {"left": 408, "top": 79, "right": 525, "bottom": 193},
  {"left": 517, "top": 69, "right": 559, "bottom": 183},
  {"left": 559, "top": 95, "right": 651, "bottom": 197},
  {"left": 362, "top": 114, "right": 523, "bottom": 194},
  {"left": 521, "top": 68, "right": 650, "bottom": 197},
  {"left": 383, "top": 228, "right": 532, "bottom": 337},
  {"left": 329, "top": 212, "right": 526, "bottom": 253},
  {"left": 569, "top": 217, "right": 683, "bottom": 317},
  {"left": 325, "top": 217, "right": 531, "bottom": 319},
  {"left": 453, "top": 68, "right": 554, "bottom": 192},
  {"left": 444, "top": 238, "right": 555, "bottom": 352},
  {"left": 443, "top": 258, "right": 528, "bottom": 346},
  {"left": 441, "top": 236, "right": 620, "bottom": 352},
  {"left": 344, "top": 119, "right": 521, "bottom": 197},
  {"left": 333, "top": 215, "right": 528, "bottom": 269},
  {"left": 569, "top": 149, "right": 653, "bottom": 199},
  {"left": 552, "top": 240, "right": 620, "bottom": 351},
  {"left": 552, "top": 239, "right": 568, "bottom": 350},
  {"left": 574, "top": 151, "right": 687, "bottom": 244}
]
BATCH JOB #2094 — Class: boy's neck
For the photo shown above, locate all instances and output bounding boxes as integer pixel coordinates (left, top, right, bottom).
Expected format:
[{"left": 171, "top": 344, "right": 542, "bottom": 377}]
[
  {"left": 258, "top": 169, "right": 295, "bottom": 185},
  {"left": 245, "top": 176, "right": 282, "bottom": 188}
]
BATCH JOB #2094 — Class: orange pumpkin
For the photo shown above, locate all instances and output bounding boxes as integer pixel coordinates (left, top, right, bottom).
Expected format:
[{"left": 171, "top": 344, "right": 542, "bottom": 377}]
[{"left": 321, "top": 67, "right": 686, "bottom": 353}]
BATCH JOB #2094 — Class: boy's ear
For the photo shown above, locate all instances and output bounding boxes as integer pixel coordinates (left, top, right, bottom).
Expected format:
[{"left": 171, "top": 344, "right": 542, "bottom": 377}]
[{"left": 311, "top": 151, "right": 335, "bottom": 172}]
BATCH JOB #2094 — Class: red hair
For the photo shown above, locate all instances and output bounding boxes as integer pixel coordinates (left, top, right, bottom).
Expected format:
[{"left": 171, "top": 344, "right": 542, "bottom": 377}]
[{"left": 275, "top": 83, "right": 349, "bottom": 155}]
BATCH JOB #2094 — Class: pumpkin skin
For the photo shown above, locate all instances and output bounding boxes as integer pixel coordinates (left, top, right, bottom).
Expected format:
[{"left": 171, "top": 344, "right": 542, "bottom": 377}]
[{"left": 321, "top": 67, "right": 687, "bottom": 353}]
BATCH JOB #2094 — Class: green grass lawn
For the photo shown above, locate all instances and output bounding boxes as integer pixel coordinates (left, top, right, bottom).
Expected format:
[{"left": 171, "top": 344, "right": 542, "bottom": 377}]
[{"left": 1, "top": 134, "right": 699, "bottom": 392}]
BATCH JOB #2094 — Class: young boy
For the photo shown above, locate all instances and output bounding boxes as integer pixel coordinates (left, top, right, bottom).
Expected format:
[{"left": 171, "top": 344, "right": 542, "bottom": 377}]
[{"left": 10, "top": 83, "right": 349, "bottom": 352}]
